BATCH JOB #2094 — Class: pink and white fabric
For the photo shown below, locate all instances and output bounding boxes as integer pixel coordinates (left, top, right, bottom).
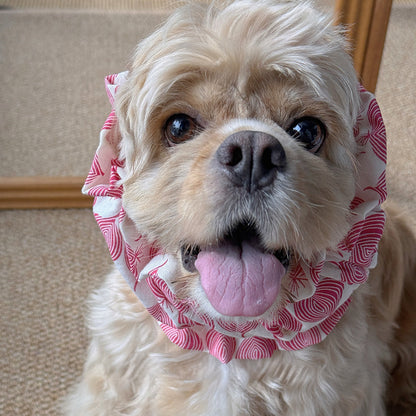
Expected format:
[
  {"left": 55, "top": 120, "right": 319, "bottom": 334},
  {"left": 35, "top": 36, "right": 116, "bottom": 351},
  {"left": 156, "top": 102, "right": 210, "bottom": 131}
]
[{"left": 83, "top": 73, "right": 387, "bottom": 364}]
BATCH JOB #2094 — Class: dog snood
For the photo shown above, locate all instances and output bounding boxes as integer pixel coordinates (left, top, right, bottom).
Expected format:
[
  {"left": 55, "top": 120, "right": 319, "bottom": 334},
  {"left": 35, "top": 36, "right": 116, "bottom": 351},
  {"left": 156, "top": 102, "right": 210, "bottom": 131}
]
[{"left": 83, "top": 72, "right": 386, "bottom": 363}]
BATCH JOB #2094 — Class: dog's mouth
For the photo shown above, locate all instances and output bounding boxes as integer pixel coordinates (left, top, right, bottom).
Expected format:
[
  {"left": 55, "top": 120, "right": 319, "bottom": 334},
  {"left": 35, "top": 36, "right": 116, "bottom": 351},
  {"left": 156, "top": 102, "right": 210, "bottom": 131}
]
[
  {"left": 181, "top": 225, "right": 290, "bottom": 272},
  {"left": 180, "top": 223, "right": 290, "bottom": 317}
]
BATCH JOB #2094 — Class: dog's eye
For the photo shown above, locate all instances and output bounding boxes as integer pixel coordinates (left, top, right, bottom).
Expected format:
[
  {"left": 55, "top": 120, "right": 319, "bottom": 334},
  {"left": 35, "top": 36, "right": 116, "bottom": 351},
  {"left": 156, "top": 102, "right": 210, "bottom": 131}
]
[
  {"left": 164, "top": 114, "right": 199, "bottom": 145},
  {"left": 287, "top": 117, "right": 326, "bottom": 153}
]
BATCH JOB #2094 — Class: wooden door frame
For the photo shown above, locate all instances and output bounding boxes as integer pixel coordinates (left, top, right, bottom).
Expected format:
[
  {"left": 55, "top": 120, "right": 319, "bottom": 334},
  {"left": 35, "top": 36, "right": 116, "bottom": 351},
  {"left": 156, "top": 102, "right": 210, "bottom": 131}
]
[{"left": 335, "top": 0, "right": 392, "bottom": 93}]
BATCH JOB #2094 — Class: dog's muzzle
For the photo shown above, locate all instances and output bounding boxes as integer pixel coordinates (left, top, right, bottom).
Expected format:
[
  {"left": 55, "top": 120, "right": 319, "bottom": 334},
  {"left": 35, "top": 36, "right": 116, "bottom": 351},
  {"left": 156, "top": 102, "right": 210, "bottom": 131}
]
[{"left": 216, "top": 131, "right": 286, "bottom": 193}]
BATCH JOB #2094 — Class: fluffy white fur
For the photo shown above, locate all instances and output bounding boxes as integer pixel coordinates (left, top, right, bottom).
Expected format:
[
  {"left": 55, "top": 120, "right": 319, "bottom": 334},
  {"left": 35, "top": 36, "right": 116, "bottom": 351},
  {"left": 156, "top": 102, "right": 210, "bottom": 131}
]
[{"left": 65, "top": 1, "right": 416, "bottom": 415}]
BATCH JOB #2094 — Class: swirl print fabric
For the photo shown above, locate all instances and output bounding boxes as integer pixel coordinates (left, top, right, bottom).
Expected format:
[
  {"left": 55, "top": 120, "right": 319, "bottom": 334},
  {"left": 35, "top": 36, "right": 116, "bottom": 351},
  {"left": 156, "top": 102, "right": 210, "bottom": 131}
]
[{"left": 83, "top": 73, "right": 386, "bottom": 363}]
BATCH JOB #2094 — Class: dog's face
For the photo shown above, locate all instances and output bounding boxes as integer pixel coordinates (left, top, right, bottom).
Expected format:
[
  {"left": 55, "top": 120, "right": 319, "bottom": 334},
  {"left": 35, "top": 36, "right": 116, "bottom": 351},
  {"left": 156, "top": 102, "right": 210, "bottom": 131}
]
[{"left": 116, "top": 0, "right": 360, "bottom": 320}]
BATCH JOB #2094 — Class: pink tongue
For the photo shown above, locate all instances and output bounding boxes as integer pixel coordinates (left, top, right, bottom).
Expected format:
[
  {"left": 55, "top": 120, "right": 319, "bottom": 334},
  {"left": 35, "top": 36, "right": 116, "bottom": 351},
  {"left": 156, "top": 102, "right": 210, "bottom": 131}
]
[{"left": 195, "top": 241, "right": 285, "bottom": 317}]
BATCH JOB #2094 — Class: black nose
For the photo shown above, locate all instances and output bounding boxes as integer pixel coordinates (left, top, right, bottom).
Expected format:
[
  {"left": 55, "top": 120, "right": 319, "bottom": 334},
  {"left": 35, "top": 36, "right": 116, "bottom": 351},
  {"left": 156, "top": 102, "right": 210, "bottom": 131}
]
[{"left": 216, "top": 131, "right": 286, "bottom": 193}]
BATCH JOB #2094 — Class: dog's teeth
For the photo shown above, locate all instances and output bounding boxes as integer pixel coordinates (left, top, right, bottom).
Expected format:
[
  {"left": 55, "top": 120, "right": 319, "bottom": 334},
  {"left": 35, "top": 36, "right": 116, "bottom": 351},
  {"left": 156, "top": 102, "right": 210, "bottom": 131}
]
[
  {"left": 274, "top": 249, "right": 290, "bottom": 269},
  {"left": 181, "top": 245, "right": 200, "bottom": 272}
]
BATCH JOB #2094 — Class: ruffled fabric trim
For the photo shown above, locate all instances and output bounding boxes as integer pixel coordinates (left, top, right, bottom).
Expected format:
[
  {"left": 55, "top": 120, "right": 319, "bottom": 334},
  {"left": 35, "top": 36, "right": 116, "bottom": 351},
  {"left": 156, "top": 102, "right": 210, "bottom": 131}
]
[{"left": 83, "top": 73, "right": 386, "bottom": 363}]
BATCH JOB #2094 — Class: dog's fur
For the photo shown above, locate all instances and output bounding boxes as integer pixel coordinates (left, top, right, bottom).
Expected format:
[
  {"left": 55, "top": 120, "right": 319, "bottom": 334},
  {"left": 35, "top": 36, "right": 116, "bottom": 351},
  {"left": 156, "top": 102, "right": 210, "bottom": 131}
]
[{"left": 66, "top": 1, "right": 416, "bottom": 415}]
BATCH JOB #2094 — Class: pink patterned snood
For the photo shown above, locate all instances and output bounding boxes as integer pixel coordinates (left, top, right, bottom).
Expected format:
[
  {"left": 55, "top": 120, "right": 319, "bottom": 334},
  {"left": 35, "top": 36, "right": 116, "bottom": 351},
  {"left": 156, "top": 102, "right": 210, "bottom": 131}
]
[{"left": 83, "top": 72, "right": 387, "bottom": 364}]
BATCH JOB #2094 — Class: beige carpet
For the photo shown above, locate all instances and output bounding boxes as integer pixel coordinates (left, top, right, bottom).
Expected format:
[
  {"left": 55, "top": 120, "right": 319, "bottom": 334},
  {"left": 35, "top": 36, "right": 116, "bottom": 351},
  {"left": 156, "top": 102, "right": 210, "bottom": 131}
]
[
  {"left": 0, "top": 9, "right": 168, "bottom": 177},
  {"left": 0, "top": 209, "right": 112, "bottom": 415},
  {"left": 1, "top": 1, "right": 415, "bottom": 415},
  {"left": 376, "top": 1, "right": 416, "bottom": 212}
]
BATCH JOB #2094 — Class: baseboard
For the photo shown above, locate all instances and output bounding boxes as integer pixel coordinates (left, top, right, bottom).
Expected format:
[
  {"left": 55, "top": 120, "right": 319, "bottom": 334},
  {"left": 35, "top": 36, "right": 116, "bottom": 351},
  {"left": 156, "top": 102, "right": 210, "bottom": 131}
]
[{"left": 0, "top": 176, "right": 93, "bottom": 209}]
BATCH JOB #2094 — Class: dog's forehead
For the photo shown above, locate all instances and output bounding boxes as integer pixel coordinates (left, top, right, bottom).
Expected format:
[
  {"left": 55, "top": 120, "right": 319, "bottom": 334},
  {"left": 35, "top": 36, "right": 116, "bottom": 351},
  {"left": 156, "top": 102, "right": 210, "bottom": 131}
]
[
  {"left": 163, "top": 70, "right": 323, "bottom": 127},
  {"left": 138, "top": 17, "right": 348, "bottom": 124}
]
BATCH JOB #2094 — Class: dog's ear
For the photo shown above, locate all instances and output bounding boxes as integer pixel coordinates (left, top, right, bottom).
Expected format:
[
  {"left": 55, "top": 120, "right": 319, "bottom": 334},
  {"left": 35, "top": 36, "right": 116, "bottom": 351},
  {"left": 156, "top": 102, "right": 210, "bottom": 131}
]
[
  {"left": 114, "top": 73, "right": 141, "bottom": 174},
  {"left": 114, "top": 50, "right": 161, "bottom": 176}
]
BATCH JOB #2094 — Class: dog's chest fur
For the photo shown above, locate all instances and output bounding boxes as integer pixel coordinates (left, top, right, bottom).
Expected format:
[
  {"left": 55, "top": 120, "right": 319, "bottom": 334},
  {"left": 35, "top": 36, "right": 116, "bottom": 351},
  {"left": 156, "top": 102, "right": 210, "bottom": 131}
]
[{"left": 75, "top": 269, "right": 391, "bottom": 416}]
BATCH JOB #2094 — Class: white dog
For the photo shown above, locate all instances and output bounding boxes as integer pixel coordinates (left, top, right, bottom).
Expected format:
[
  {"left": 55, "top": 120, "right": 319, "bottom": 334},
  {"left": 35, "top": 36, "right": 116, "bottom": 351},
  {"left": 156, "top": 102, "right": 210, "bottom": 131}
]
[{"left": 66, "top": 1, "right": 416, "bottom": 415}]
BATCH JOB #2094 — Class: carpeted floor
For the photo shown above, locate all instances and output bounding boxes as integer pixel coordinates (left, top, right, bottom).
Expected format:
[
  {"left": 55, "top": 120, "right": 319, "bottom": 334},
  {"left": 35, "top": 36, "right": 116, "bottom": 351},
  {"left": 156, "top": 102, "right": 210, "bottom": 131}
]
[
  {"left": 0, "top": 9, "right": 168, "bottom": 177},
  {"left": 1, "top": 1, "right": 415, "bottom": 415},
  {"left": 0, "top": 209, "right": 112, "bottom": 415}
]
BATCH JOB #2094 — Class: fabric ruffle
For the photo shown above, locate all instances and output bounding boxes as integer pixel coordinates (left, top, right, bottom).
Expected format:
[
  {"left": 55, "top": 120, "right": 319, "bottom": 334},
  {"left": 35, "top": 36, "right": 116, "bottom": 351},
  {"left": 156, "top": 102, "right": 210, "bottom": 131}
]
[{"left": 83, "top": 73, "right": 386, "bottom": 363}]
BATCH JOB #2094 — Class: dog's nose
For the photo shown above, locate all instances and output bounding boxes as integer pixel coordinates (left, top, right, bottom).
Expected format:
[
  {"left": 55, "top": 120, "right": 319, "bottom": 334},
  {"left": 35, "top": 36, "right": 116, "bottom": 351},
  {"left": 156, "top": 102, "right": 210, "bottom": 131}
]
[{"left": 216, "top": 131, "right": 286, "bottom": 192}]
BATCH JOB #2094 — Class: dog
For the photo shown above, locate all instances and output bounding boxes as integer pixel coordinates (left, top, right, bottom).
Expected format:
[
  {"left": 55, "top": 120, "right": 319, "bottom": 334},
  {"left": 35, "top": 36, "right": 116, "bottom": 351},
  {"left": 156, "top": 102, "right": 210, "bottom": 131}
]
[{"left": 66, "top": 1, "right": 416, "bottom": 415}]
